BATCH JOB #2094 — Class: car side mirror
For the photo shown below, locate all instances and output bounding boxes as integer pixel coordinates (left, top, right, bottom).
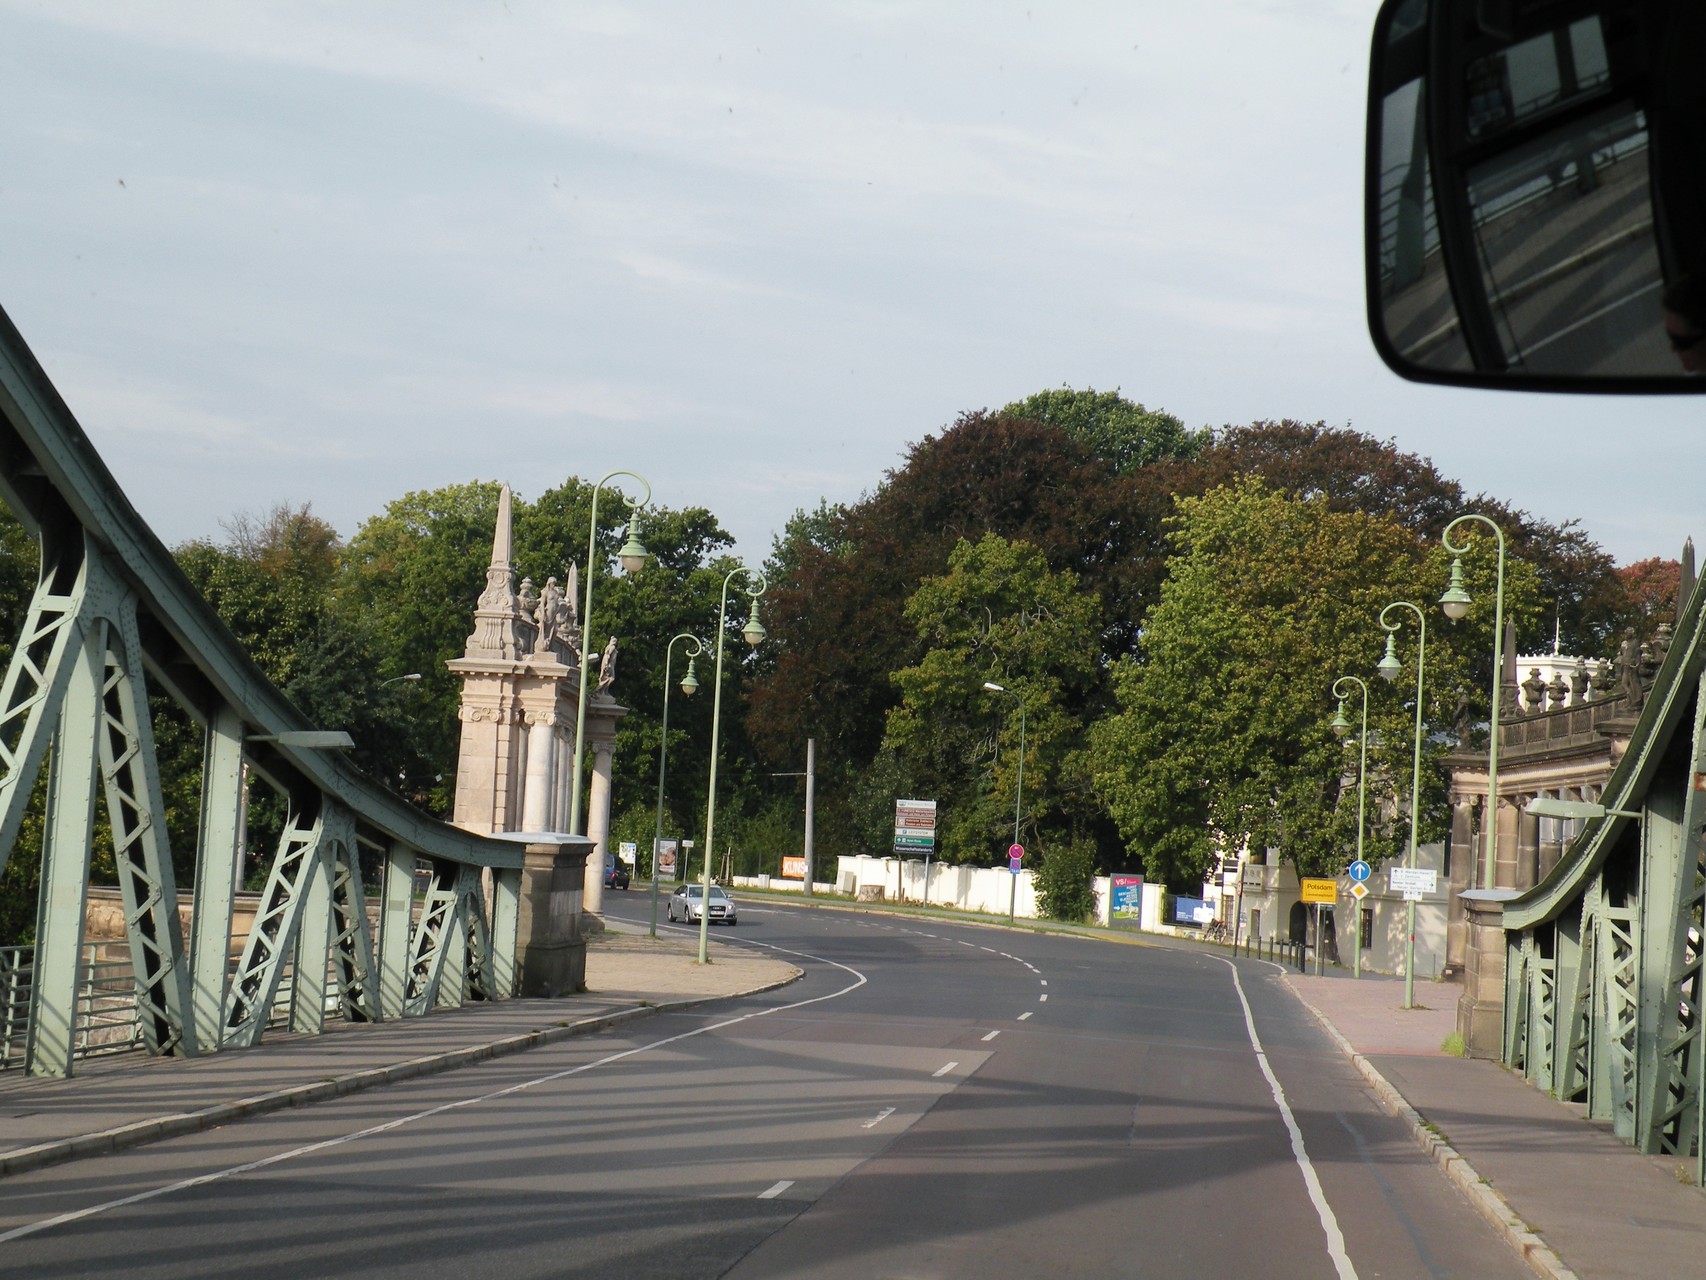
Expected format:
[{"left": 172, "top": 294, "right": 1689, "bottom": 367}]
[{"left": 1366, "top": 0, "right": 1706, "bottom": 391}]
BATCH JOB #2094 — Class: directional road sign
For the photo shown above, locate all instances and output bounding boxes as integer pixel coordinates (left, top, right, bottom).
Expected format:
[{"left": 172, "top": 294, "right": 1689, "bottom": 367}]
[{"left": 1348, "top": 859, "right": 1372, "bottom": 883}]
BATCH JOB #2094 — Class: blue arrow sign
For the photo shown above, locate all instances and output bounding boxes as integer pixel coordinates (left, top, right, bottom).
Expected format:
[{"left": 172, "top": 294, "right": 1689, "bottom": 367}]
[{"left": 1348, "top": 859, "right": 1372, "bottom": 883}]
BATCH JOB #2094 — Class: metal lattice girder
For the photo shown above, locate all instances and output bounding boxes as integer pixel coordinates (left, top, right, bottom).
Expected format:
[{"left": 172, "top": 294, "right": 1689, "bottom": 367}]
[
  {"left": 1506, "top": 934, "right": 1530, "bottom": 1070},
  {"left": 1637, "top": 672, "right": 1706, "bottom": 1157},
  {"left": 377, "top": 842, "right": 414, "bottom": 1020},
  {"left": 324, "top": 810, "right": 378, "bottom": 1023},
  {"left": 1555, "top": 893, "right": 1593, "bottom": 1103},
  {"left": 489, "top": 866, "right": 521, "bottom": 1000},
  {"left": 0, "top": 530, "right": 88, "bottom": 875},
  {"left": 1600, "top": 900, "right": 1641, "bottom": 1141},
  {"left": 403, "top": 860, "right": 461, "bottom": 1017},
  {"left": 22, "top": 620, "right": 103, "bottom": 1077},
  {"left": 290, "top": 830, "right": 333, "bottom": 1036},
  {"left": 1530, "top": 946, "right": 1557, "bottom": 1094},
  {"left": 189, "top": 706, "right": 244, "bottom": 1052},
  {"left": 460, "top": 869, "right": 495, "bottom": 1002},
  {"left": 94, "top": 592, "right": 195, "bottom": 1058},
  {"left": 222, "top": 805, "right": 324, "bottom": 1049}
]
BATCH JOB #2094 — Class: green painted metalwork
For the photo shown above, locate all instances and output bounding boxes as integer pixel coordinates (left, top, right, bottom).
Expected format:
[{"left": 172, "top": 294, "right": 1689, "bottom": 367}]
[
  {"left": 377, "top": 841, "right": 415, "bottom": 1020},
  {"left": 223, "top": 808, "right": 324, "bottom": 1048},
  {"left": 324, "top": 811, "right": 378, "bottom": 1023},
  {"left": 94, "top": 590, "right": 196, "bottom": 1058},
  {"left": 291, "top": 830, "right": 334, "bottom": 1036},
  {"left": 23, "top": 623, "right": 102, "bottom": 1077},
  {"left": 1505, "top": 934, "right": 1530, "bottom": 1070},
  {"left": 1554, "top": 896, "right": 1590, "bottom": 1103},
  {"left": 403, "top": 861, "right": 463, "bottom": 1017},
  {"left": 490, "top": 866, "right": 521, "bottom": 999},
  {"left": 189, "top": 705, "right": 244, "bottom": 1050},
  {"left": 1599, "top": 899, "right": 1641, "bottom": 1141},
  {"left": 1636, "top": 753, "right": 1701, "bottom": 1158}
]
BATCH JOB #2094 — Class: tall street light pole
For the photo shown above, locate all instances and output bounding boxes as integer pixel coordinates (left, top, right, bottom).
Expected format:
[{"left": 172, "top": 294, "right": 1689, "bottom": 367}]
[
  {"left": 568, "top": 470, "right": 650, "bottom": 839},
  {"left": 697, "top": 567, "right": 766, "bottom": 965},
  {"left": 982, "top": 681, "right": 1024, "bottom": 927},
  {"left": 1439, "top": 513, "right": 1508, "bottom": 892},
  {"left": 1378, "top": 601, "right": 1427, "bottom": 1011},
  {"left": 1329, "top": 675, "right": 1370, "bottom": 980},
  {"left": 651, "top": 633, "right": 703, "bottom": 939}
]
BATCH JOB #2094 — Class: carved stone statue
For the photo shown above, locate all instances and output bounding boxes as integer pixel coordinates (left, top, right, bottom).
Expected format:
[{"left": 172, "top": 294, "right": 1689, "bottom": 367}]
[
  {"left": 515, "top": 577, "right": 539, "bottom": 653},
  {"left": 1616, "top": 630, "right": 1645, "bottom": 711},
  {"left": 533, "top": 576, "right": 563, "bottom": 655},
  {"left": 1522, "top": 667, "right": 1547, "bottom": 713},
  {"left": 597, "top": 635, "right": 618, "bottom": 691}
]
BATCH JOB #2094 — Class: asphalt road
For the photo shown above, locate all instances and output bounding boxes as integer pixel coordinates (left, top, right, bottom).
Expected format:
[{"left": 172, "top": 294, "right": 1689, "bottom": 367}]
[{"left": 0, "top": 902, "right": 1534, "bottom": 1279}]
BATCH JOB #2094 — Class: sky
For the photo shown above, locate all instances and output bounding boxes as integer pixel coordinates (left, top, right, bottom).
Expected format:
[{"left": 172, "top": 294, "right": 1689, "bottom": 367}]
[{"left": 0, "top": 0, "right": 1699, "bottom": 573}]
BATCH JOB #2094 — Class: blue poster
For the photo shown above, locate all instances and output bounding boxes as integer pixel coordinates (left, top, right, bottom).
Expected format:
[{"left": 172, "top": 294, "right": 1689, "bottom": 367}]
[{"left": 1111, "top": 874, "right": 1144, "bottom": 926}]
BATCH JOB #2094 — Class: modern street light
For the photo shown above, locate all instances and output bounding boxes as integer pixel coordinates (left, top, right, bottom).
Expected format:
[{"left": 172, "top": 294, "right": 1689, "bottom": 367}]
[
  {"left": 697, "top": 567, "right": 766, "bottom": 964},
  {"left": 568, "top": 471, "right": 651, "bottom": 839},
  {"left": 1440, "top": 513, "right": 1508, "bottom": 892},
  {"left": 379, "top": 673, "right": 422, "bottom": 687},
  {"left": 1378, "top": 601, "right": 1427, "bottom": 1010},
  {"left": 651, "top": 633, "right": 704, "bottom": 938},
  {"left": 982, "top": 681, "right": 1025, "bottom": 926},
  {"left": 1329, "top": 675, "right": 1369, "bottom": 980}
]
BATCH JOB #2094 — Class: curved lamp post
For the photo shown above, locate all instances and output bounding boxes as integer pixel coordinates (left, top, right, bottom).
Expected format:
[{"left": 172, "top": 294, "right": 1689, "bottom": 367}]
[
  {"left": 1439, "top": 513, "right": 1507, "bottom": 892},
  {"left": 650, "top": 633, "right": 704, "bottom": 938},
  {"left": 1378, "top": 601, "right": 1427, "bottom": 1010},
  {"left": 982, "top": 681, "right": 1025, "bottom": 926},
  {"left": 1329, "top": 675, "right": 1369, "bottom": 980},
  {"left": 568, "top": 470, "right": 651, "bottom": 839},
  {"left": 697, "top": 567, "right": 767, "bottom": 964}
]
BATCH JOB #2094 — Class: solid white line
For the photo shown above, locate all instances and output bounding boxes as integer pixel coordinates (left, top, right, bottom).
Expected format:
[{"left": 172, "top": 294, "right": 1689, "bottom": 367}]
[
  {"left": 981, "top": 1030, "right": 1000, "bottom": 1042},
  {"left": 862, "top": 1107, "right": 896, "bottom": 1129},
  {"left": 1214, "top": 956, "right": 1357, "bottom": 1280},
  {"left": 933, "top": 1061, "right": 957, "bottom": 1078},
  {"left": 758, "top": 1180, "right": 794, "bottom": 1199},
  {"left": 0, "top": 938, "right": 871, "bottom": 1245},
  {"left": 1018, "top": 1012, "right": 1033, "bottom": 1021}
]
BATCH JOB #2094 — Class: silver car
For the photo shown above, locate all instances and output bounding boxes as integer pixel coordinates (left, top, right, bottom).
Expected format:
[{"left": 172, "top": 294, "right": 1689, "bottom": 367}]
[{"left": 667, "top": 883, "right": 738, "bottom": 926}]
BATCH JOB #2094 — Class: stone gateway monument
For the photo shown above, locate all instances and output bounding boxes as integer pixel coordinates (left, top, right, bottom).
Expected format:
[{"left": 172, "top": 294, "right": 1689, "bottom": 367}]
[{"left": 447, "top": 485, "right": 630, "bottom": 993}]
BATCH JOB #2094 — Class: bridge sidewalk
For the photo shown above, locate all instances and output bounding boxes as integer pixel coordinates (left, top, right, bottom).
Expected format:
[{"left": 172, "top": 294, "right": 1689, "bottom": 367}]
[
  {"left": 1287, "top": 971, "right": 1706, "bottom": 1280},
  {"left": 0, "top": 927, "right": 798, "bottom": 1178}
]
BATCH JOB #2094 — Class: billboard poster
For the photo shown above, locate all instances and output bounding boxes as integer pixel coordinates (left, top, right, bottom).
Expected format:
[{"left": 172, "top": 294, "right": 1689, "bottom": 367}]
[
  {"left": 655, "top": 838, "right": 679, "bottom": 879},
  {"left": 1110, "top": 874, "right": 1144, "bottom": 927},
  {"left": 781, "top": 855, "right": 807, "bottom": 879}
]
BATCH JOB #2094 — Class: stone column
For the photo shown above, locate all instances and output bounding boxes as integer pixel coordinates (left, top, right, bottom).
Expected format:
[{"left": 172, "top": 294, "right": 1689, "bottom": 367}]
[
  {"left": 1445, "top": 791, "right": 1478, "bottom": 974},
  {"left": 520, "top": 713, "right": 556, "bottom": 833},
  {"left": 1457, "top": 890, "right": 1518, "bottom": 1058},
  {"left": 513, "top": 836, "right": 593, "bottom": 997},
  {"left": 583, "top": 739, "right": 616, "bottom": 914}
]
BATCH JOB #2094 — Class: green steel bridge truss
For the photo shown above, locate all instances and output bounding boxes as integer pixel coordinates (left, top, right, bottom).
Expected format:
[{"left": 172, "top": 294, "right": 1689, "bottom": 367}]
[
  {"left": 1502, "top": 571, "right": 1706, "bottom": 1180},
  {"left": 0, "top": 304, "right": 523, "bottom": 1077}
]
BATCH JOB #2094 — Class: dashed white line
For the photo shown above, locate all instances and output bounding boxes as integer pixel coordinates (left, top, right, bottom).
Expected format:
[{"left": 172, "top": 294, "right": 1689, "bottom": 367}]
[
  {"left": 981, "top": 1030, "right": 1001, "bottom": 1042},
  {"left": 1040, "top": 979, "right": 1048, "bottom": 986},
  {"left": 1039, "top": 994, "right": 1049, "bottom": 1002},
  {"left": 758, "top": 1181, "right": 795, "bottom": 1199},
  {"left": 862, "top": 1107, "right": 896, "bottom": 1129},
  {"left": 933, "top": 1061, "right": 958, "bottom": 1078},
  {"left": 1018, "top": 1012, "right": 1034, "bottom": 1021}
]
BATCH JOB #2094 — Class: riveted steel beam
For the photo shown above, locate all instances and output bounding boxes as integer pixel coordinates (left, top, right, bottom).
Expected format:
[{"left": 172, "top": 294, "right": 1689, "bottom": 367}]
[{"left": 223, "top": 804, "right": 323, "bottom": 1049}]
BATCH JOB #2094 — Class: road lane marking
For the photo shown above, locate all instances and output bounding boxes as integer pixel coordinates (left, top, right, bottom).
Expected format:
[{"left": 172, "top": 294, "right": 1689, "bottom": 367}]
[
  {"left": 1040, "top": 979, "right": 1048, "bottom": 986},
  {"left": 1018, "top": 1012, "right": 1033, "bottom": 1020},
  {"left": 1039, "top": 994, "right": 1048, "bottom": 1002},
  {"left": 1215, "top": 956, "right": 1358, "bottom": 1280},
  {"left": 862, "top": 1107, "right": 896, "bottom": 1129},
  {"left": 981, "top": 1030, "right": 1000, "bottom": 1041},
  {"left": 0, "top": 937, "right": 871, "bottom": 1245},
  {"left": 758, "top": 1181, "right": 794, "bottom": 1199},
  {"left": 933, "top": 1061, "right": 958, "bottom": 1078}
]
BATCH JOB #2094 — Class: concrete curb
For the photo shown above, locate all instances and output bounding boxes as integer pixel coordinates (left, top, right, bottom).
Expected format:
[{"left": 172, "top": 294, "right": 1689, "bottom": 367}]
[
  {"left": 1288, "top": 988, "right": 1578, "bottom": 1280},
  {"left": 0, "top": 970, "right": 801, "bottom": 1180}
]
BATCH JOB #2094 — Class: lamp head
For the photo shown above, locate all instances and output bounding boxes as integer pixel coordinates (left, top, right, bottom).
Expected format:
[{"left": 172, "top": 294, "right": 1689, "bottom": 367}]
[
  {"left": 741, "top": 599, "right": 766, "bottom": 648},
  {"left": 680, "top": 658, "right": 699, "bottom": 696},
  {"left": 1376, "top": 633, "right": 1403, "bottom": 682},
  {"left": 982, "top": 681, "right": 1006, "bottom": 693},
  {"left": 1329, "top": 699, "right": 1352, "bottom": 738},
  {"left": 617, "top": 516, "right": 648, "bottom": 574},
  {"left": 1439, "top": 556, "right": 1472, "bottom": 621}
]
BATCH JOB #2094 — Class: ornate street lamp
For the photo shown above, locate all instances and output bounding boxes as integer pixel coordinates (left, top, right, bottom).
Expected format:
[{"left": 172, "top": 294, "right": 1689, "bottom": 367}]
[
  {"left": 1440, "top": 513, "right": 1508, "bottom": 892},
  {"left": 651, "top": 633, "right": 704, "bottom": 938},
  {"left": 568, "top": 471, "right": 650, "bottom": 838},
  {"left": 697, "top": 568, "right": 766, "bottom": 964},
  {"left": 1330, "top": 675, "right": 1369, "bottom": 980},
  {"left": 1378, "top": 601, "right": 1427, "bottom": 1010},
  {"left": 982, "top": 681, "right": 1025, "bottom": 926}
]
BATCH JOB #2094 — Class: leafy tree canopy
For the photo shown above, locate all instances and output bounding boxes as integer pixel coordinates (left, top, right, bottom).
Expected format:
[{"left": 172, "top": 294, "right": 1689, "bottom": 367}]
[{"left": 999, "top": 387, "right": 1207, "bottom": 473}]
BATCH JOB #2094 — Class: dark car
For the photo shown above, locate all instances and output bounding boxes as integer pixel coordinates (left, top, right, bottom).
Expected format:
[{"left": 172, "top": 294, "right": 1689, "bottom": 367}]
[{"left": 605, "top": 861, "right": 631, "bottom": 890}]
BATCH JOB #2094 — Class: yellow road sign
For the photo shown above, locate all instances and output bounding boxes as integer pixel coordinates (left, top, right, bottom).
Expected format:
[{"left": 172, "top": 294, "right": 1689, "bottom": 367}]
[{"left": 1300, "top": 877, "right": 1338, "bottom": 904}]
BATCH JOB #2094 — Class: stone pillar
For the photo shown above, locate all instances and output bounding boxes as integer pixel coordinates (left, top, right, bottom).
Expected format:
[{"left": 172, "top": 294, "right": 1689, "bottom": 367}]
[
  {"left": 584, "top": 739, "right": 616, "bottom": 914},
  {"left": 1445, "top": 792, "right": 1477, "bottom": 974},
  {"left": 520, "top": 713, "right": 556, "bottom": 832},
  {"left": 1457, "top": 889, "right": 1518, "bottom": 1058},
  {"left": 514, "top": 836, "right": 593, "bottom": 996},
  {"left": 1515, "top": 793, "right": 1540, "bottom": 890}
]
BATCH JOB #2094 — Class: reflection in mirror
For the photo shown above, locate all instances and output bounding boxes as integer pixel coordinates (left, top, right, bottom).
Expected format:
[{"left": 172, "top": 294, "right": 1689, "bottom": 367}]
[{"left": 1366, "top": 0, "right": 1706, "bottom": 390}]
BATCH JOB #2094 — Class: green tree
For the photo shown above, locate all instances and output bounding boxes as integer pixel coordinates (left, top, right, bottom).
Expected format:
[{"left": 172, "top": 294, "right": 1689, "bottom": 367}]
[
  {"left": 1090, "top": 479, "right": 1541, "bottom": 889},
  {"left": 884, "top": 535, "right": 1104, "bottom": 863},
  {"left": 1000, "top": 387, "right": 1207, "bottom": 473}
]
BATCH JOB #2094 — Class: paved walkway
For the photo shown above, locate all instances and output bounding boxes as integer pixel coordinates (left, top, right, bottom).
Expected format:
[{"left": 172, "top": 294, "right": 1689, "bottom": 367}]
[{"left": 4, "top": 918, "right": 1704, "bottom": 1279}]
